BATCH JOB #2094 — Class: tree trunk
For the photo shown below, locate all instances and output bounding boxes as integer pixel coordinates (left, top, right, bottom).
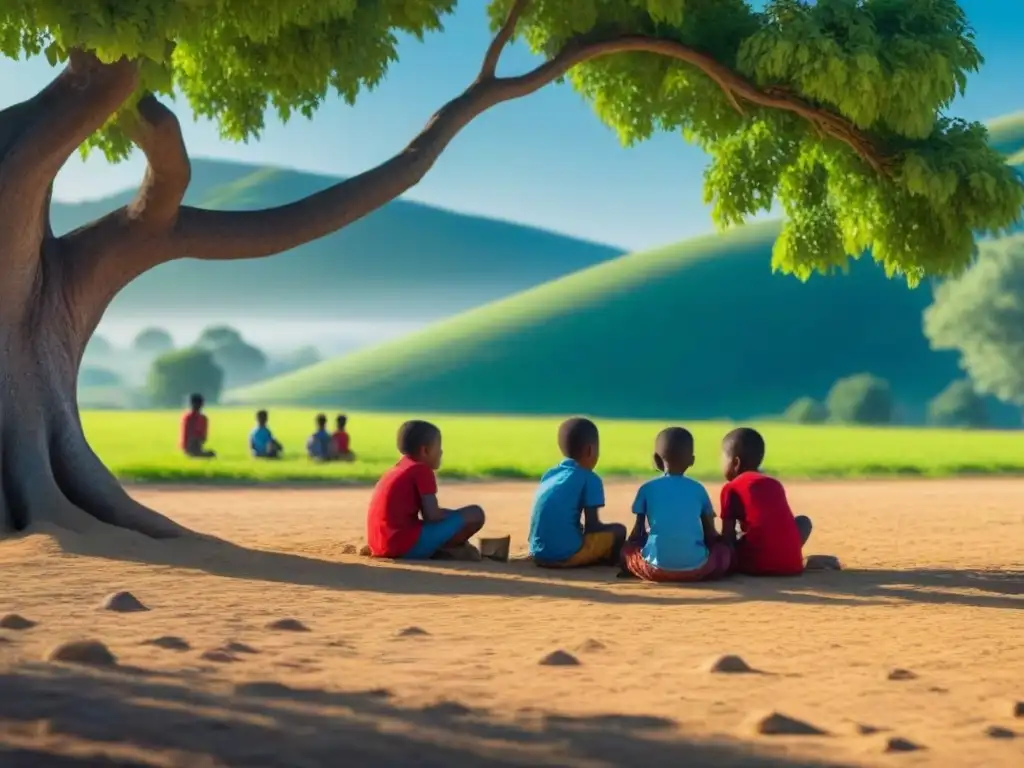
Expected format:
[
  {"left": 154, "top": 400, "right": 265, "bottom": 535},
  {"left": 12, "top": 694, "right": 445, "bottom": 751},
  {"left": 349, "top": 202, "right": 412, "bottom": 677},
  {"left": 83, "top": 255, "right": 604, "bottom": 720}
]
[
  {"left": 0, "top": 1, "right": 888, "bottom": 540},
  {"left": 0, "top": 238, "right": 187, "bottom": 539}
]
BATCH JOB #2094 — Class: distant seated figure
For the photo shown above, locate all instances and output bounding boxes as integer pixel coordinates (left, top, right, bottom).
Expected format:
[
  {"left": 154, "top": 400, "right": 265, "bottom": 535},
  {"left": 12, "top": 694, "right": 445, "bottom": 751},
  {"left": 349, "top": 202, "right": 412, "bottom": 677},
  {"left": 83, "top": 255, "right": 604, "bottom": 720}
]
[
  {"left": 306, "top": 413, "right": 333, "bottom": 461},
  {"left": 250, "top": 409, "right": 283, "bottom": 459},
  {"left": 180, "top": 393, "right": 215, "bottom": 458},
  {"left": 332, "top": 414, "right": 356, "bottom": 462}
]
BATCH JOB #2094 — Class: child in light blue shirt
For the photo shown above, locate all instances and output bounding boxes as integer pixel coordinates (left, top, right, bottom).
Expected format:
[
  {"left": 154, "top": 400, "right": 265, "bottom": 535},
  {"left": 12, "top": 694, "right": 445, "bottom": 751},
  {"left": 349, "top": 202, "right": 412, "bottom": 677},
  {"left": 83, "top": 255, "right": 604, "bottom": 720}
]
[{"left": 620, "top": 427, "right": 733, "bottom": 582}]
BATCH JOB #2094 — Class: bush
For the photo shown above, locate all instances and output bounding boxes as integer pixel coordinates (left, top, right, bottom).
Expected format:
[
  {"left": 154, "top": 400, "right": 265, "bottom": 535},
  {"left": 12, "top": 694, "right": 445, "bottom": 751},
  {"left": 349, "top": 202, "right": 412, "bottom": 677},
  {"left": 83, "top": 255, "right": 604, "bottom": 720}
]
[
  {"left": 79, "top": 367, "right": 123, "bottom": 388},
  {"left": 783, "top": 396, "right": 828, "bottom": 424},
  {"left": 826, "top": 373, "right": 893, "bottom": 425},
  {"left": 928, "top": 380, "right": 988, "bottom": 428},
  {"left": 146, "top": 348, "right": 223, "bottom": 408},
  {"left": 133, "top": 327, "right": 174, "bottom": 355}
]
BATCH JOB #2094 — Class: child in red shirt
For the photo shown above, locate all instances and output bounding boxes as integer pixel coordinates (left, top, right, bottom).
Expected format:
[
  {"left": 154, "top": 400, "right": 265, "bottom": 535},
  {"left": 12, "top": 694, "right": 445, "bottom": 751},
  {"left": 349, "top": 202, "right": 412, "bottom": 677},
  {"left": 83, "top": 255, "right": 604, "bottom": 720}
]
[
  {"left": 719, "top": 427, "right": 811, "bottom": 576},
  {"left": 180, "top": 393, "right": 215, "bottom": 458},
  {"left": 332, "top": 414, "right": 356, "bottom": 462},
  {"left": 366, "top": 420, "right": 485, "bottom": 559}
]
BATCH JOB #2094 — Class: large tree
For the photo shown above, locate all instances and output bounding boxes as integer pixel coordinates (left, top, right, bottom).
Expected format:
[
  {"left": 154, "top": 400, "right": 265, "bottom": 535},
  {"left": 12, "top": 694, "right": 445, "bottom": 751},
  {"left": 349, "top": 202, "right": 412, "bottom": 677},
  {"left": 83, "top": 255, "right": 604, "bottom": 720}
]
[
  {"left": 0, "top": 0, "right": 1020, "bottom": 538},
  {"left": 924, "top": 235, "right": 1024, "bottom": 409}
]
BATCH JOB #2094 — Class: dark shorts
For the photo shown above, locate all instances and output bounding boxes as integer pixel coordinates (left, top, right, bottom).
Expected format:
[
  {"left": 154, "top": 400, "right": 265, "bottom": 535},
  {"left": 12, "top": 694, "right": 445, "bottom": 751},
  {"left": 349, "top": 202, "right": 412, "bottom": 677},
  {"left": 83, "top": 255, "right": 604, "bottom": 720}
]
[{"left": 621, "top": 541, "right": 733, "bottom": 583}]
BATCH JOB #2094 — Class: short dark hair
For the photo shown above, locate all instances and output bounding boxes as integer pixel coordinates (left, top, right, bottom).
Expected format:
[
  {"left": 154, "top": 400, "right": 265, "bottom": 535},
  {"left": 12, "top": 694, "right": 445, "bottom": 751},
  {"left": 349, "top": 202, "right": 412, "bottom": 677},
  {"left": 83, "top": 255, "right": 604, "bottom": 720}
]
[
  {"left": 256, "top": 409, "right": 268, "bottom": 422},
  {"left": 655, "top": 427, "right": 694, "bottom": 463},
  {"left": 397, "top": 420, "right": 440, "bottom": 457},
  {"left": 336, "top": 414, "right": 348, "bottom": 429},
  {"left": 315, "top": 413, "right": 327, "bottom": 426},
  {"left": 189, "top": 393, "right": 204, "bottom": 408},
  {"left": 557, "top": 417, "right": 599, "bottom": 460},
  {"left": 722, "top": 427, "right": 765, "bottom": 470}
]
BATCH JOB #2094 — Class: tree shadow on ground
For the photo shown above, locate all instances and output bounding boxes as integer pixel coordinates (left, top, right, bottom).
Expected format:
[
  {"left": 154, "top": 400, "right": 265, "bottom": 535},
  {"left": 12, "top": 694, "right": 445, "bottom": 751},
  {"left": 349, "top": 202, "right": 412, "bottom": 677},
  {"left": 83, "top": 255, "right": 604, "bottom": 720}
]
[
  {"left": 0, "top": 662, "right": 849, "bottom": 767},
  {"left": 45, "top": 527, "right": 1024, "bottom": 611}
]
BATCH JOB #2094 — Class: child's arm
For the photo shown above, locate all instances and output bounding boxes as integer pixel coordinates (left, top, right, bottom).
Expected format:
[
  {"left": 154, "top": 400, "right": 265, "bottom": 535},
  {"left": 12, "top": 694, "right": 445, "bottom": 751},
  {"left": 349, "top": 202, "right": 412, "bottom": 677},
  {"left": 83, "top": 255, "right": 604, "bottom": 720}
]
[
  {"left": 721, "top": 493, "right": 744, "bottom": 545},
  {"left": 419, "top": 493, "right": 447, "bottom": 522},
  {"left": 700, "top": 490, "right": 719, "bottom": 548},
  {"left": 628, "top": 485, "right": 647, "bottom": 542},
  {"left": 582, "top": 507, "right": 603, "bottom": 533}
]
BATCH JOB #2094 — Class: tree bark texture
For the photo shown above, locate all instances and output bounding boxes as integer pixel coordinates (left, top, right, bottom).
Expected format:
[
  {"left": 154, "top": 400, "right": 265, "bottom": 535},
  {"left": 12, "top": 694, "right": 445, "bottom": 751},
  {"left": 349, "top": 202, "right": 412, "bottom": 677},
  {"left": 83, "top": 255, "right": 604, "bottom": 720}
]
[{"left": 0, "top": 2, "right": 888, "bottom": 538}]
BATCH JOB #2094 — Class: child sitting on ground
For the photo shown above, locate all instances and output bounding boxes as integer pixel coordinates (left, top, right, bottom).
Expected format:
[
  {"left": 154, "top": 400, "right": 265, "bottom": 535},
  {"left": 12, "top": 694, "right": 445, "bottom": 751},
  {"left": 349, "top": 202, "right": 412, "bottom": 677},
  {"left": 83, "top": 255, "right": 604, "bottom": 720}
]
[
  {"left": 720, "top": 427, "right": 812, "bottom": 576},
  {"left": 250, "top": 410, "right": 283, "bottom": 459},
  {"left": 619, "top": 427, "right": 732, "bottom": 582},
  {"left": 528, "top": 417, "right": 626, "bottom": 568},
  {"left": 180, "top": 393, "right": 216, "bottom": 458},
  {"left": 306, "top": 413, "right": 333, "bottom": 461},
  {"left": 366, "top": 420, "right": 485, "bottom": 560},
  {"left": 332, "top": 414, "right": 356, "bottom": 462}
]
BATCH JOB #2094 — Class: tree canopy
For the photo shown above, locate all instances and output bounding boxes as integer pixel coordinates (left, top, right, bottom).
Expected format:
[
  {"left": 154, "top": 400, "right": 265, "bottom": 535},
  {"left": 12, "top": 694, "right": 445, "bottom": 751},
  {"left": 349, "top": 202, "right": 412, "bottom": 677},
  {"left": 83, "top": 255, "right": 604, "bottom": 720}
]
[
  {"left": 2, "top": 0, "right": 1020, "bottom": 283},
  {"left": 924, "top": 235, "right": 1024, "bottom": 406}
]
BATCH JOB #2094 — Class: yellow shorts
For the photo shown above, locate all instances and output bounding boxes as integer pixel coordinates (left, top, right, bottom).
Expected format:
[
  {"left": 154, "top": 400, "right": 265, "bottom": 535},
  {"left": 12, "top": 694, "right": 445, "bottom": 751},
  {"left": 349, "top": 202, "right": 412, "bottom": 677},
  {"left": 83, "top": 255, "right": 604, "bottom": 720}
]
[{"left": 539, "top": 531, "right": 618, "bottom": 568}]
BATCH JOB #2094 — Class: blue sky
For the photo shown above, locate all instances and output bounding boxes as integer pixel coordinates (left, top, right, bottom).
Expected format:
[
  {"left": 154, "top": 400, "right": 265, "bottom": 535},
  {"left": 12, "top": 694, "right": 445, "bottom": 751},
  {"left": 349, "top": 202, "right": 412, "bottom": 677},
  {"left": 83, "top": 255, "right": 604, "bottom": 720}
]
[{"left": 1, "top": 0, "right": 1021, "bottom": 250}]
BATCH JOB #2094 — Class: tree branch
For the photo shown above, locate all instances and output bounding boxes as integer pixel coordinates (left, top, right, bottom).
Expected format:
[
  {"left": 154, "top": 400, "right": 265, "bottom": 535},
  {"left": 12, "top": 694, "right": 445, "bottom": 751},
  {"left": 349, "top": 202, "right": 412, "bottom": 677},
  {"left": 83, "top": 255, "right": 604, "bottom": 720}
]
[
  {"left": 167, "top": 31, "right": 887, "bottom": 264},
  {"left": 125, "top": 94, "right": 192, "bottom": 228},
  {"left": 0, "top": 51, "right": 138, "bottom": 195},
  {"left": 479, "top": 0, "right": 530, "bottom": 79}
]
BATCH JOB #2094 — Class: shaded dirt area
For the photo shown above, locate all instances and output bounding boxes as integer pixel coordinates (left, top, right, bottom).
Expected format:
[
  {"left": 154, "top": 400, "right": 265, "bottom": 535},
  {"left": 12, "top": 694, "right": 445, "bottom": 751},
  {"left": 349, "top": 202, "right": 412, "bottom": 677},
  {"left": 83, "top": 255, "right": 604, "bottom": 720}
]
[{"left": 0, "top": 479, "right": 1022, "bottom": 766}]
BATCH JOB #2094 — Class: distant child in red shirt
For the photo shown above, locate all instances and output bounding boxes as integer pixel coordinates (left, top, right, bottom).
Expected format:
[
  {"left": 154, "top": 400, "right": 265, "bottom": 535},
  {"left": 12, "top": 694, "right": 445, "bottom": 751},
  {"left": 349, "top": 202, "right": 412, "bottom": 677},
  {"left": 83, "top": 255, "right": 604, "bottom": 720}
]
[
  {"left": 366, "top": 420, "right": 485, "bottom": 559},
  {"left": 720, "top": 427, "right": 812, "bottom": 576},
  {"left": 332, "top": 414, "right": 356, "bottom": 462},
  {"left": 180, "top": 393, "right": 215, "bottom": 458}
]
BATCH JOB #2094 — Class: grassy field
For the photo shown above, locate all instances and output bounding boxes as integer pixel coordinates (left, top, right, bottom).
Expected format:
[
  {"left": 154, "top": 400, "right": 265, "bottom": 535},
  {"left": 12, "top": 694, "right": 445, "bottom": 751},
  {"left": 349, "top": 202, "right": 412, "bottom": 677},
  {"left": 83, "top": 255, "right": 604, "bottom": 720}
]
[{"left": 83, "top": 408, "right": 1024, "bottom": 484}]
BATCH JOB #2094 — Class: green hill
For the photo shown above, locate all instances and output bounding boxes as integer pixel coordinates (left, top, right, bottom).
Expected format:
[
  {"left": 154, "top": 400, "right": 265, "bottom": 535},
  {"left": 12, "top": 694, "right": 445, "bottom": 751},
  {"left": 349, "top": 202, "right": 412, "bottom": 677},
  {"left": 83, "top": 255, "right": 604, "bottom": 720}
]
[
  {"left": 229, "top": 221, "right": 963, "bottom": 420},
  {"left": 52, "top": 159, "right": 622, "bottom": 320}
]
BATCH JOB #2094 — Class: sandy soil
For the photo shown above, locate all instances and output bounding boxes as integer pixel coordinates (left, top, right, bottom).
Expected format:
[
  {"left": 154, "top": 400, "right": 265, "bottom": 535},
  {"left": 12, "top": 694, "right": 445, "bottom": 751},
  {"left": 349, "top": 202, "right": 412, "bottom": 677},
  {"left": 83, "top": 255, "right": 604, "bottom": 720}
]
[{"left": 0, "top": 478, "right": 1022, "bottom": 767}]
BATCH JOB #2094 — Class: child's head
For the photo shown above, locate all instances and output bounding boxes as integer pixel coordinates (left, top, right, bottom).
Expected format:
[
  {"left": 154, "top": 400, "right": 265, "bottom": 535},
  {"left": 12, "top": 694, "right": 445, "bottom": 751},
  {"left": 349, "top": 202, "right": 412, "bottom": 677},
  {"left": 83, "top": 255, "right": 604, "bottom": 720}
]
[
  {"left": 189, "top": 393, "right": 204, "bottom": 411},
  {"left": 336, "top": 414, "right": 348, "bottom": 430},
  {"left": 721, "top": 427, "right": 765, "bottom": 480},
  {"left": 558, "top": 417, "right": 600, "bottom": 471},
  {"left": 256, "top": 409, "right": 269, "bottom": 426},
  {"left": 315, "top": 413, "right": 327, "bottom": 429},
  {"left": 653, "top": 427, "right": 695, "bottom": 474},
  {"left": 397, "top": 419, "right": 442, "bottom": 469}
]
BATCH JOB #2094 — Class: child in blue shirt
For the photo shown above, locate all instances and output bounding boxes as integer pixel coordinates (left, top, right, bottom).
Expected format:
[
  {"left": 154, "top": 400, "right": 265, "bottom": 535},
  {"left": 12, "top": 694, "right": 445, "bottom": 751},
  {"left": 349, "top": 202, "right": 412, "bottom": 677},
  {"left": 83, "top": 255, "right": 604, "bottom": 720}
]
[
  {"left": 619, "top": 427, "right": 733, "bottom": 582},
  {"left": 529, "top": 417, "right": 626, "bottom": 567},
  {"left": 250, "top": 410, "right": 283, "bottom": 459}
]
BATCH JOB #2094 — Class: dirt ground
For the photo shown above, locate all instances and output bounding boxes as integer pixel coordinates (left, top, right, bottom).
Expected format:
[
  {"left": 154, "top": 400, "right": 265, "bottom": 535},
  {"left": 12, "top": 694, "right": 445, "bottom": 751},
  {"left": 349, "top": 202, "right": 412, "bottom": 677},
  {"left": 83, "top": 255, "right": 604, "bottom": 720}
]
[{"left": 0, "top": 478, "right": 1021, "bottom": 767}]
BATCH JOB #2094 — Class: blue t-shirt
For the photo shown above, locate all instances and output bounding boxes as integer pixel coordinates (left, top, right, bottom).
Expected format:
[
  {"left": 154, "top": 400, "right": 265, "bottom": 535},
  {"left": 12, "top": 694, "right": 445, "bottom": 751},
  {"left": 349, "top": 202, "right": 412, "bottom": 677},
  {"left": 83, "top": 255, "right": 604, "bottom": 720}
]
[
  {"left": 250, "top": 425, "right": 274, "bottom": 456},
  {"left": 307, "top": 429, "right": 331, "bottom": 458},
  {"left": 528, "top": 459, "right": 605, "bottom": 562},
  {"left": 632, "top": 474, "right": 714, "bottom": 571}
]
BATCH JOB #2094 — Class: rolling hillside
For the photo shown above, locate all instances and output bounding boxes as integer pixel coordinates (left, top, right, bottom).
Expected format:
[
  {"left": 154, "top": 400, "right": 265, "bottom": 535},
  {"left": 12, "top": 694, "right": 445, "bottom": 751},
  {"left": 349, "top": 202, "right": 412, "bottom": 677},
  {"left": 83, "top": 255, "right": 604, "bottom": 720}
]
[
  {"left": 230, "top": 221, "right": 963, "bottom": 420},
  {"left": 53, "top": 159, "right": 622, "bottom": 320}
]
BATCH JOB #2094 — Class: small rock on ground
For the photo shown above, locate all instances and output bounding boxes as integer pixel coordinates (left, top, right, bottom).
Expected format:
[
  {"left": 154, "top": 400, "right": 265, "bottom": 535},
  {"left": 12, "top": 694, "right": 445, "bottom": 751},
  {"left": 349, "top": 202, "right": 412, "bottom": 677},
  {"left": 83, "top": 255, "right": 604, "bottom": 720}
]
[
  {"left": 265, "top": 618, "right": 310, "bottom": 632},
  {"left": 885, "top": 737, "right": 924, "bottom": 753},
  {"left": 577, "top": 638, "right": 606, "bottom": 653},
  {"left": 142, "top": 636, "right": 191, "bottom": 651},
  {"left": 397, "top": 626, "right": 430, "bottom": 637},
  {"left": 804, "top": 554, "right": 842, "bottom": 571},
  {"left": 985, "top": 725, "right": 1015, "bottom": 739},
  {"left": 100, "top": 591, "right": 148, "bottom": 613},
  {"left": 1013, "top": 700, "right": 1024, "bottom": 718},
  {"left": 703, "top": 654, "right": 755, "bottom": 674},
  {"left": 46, "top": 639, "right": 117, "bottom": 667},
  {"left": 223, "top": 641, "right": 259, "bottom": 654},
  {"left": 539, "top": 650, "right": 581, "bottom": 667},
  {"left": 0, "top": 613, "right": 36, "bottom": 630},
  {"left": 748, "top": 711, "right": 826, "bottom": 736},
  {"left": 887, "top": 668, "right": 917, "bottom": 681},
  {"left": 200, "top": 649, "right": 238, "bottom": 663}
]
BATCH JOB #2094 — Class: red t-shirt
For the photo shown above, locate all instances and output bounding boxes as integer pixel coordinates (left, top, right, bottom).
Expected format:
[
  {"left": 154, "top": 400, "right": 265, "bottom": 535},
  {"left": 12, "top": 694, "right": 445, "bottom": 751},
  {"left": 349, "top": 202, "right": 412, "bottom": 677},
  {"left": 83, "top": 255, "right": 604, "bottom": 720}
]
[
  {"left": 366, "top": 457, "right": 436, "bottom": 557},
  {"left": 180, "top": 412, "right": 208, "bottom": 449},
  {"left": 720, "top": 471, "right": 803, "bottom": 575},
  {"left": 332, "top": 430, "right": 350, "bottom": 453}
]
